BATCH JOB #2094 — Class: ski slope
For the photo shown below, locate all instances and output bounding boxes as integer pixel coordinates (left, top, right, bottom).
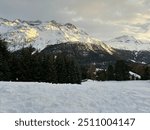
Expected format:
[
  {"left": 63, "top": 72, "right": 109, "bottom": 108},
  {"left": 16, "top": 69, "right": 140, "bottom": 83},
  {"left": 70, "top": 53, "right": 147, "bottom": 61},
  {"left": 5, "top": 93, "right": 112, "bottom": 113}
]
[{"left": 0, "top": 80, "right": 150, "bottom": 113}]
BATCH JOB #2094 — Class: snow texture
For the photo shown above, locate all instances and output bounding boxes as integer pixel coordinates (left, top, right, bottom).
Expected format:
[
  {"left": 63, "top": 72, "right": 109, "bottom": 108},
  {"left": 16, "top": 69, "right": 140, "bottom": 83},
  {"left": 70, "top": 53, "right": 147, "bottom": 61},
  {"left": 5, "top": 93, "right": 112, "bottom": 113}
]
[
  {"left": 129, "top": 71, "right": 141, "bottom": 79},
  {"left": 106, "top": 35, "right": 150, "bottom": 51},
  {"left": 0, "top": 18, "right": 114, "bottom": 54},
  {"left": 0, "top": 80, "right": 150, "bottom": 113}
]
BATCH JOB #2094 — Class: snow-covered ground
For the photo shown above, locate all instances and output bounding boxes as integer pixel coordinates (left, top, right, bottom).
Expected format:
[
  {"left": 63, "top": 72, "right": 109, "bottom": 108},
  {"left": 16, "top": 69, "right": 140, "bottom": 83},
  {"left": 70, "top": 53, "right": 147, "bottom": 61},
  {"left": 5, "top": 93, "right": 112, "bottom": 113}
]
[{"left": 0, "top": 80, "right": 150, "bottom": 113}]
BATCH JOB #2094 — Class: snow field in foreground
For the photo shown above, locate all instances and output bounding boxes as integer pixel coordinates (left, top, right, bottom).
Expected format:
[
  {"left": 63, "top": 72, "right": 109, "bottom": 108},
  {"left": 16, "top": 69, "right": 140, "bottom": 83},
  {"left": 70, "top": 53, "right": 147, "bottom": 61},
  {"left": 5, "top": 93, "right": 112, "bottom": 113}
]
[{"left": 0, "top": 80, "right": 150, "bottom": 113}]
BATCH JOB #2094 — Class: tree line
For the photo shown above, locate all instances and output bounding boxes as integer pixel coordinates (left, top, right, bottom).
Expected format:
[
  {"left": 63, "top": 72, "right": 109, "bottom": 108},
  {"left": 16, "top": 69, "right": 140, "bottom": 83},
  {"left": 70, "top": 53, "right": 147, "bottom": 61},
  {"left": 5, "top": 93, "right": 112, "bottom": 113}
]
[
  {"left": 0, "top": 39, "right": 150, "bottom": 83},
  {"left": 0, "top": 39, "right": 81, "bottom": 84},
  {"left": 84, "top": 60, "right": 130, "bottom": 81},
  {"left": 83, "top": 60, "right": 150, "bottom": 81}
]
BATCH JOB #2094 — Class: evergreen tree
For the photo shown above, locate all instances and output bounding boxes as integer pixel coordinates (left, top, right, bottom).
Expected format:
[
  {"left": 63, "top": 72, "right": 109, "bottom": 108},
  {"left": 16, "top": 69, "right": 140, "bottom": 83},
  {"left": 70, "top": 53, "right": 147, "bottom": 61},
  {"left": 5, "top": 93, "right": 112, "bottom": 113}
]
[
  {"left": 31, "top": 53, "right": 43, "bottom": 82},
  {"left": 18, "top": 46, "right": 35, "bottom": 81},
  {"left": 54, "top": 54, "right": 81, "bottom": 84},
  {"left": 66, "top": 58, "right": 81, "bottom": 84},
  {"left": 0, "top": 39, "right": 11, "bottom": 81},
  {"left": 142, "top": 67, "right": 150, "bottom": 80},
  {"left": 47, "top": 55, "right": 58, "bottom": 83},
  {"left": 96, "top": 70, "right": 106, "bottom": 81},
  {"left": 81, "top": 66, "right": 88, "bottom": 80},
  {"left": 41, "top": 55, "right": 57, "bottom": 83},
  {"left": 114, "top": 60, "right": 129, "bottom": 81},
  {"left": 87, "top": 63, "right": 96, "bottom": 80},
  {"left": 9, "top": 53, "right": 20, "bottom": 81},
  {"left": 0, "top": 40, "right": 81, "bottom": 84},
  {"left": 55, "top": 54, "right": 67, "bottom": 83},
  {"left": 107, "top": 65, "right": 114, "bottom": 80}
]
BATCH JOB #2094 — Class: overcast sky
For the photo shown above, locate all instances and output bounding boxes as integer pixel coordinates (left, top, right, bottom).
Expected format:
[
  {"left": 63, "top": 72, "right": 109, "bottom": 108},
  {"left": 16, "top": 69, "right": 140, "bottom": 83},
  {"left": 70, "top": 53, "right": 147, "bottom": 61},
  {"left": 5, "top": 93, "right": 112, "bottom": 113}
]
[{"left": 0, "top": 0, "right": 150, "bottom": 40}]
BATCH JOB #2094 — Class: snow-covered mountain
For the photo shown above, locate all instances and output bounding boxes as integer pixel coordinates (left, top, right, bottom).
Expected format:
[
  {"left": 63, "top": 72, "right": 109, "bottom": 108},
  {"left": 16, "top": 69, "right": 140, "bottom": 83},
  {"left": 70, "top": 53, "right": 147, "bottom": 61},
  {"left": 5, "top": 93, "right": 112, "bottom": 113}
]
[
  {"left": 0, "top": 18, "right": 114, "bottom": 55},
  {"left": 0, "top": 18, "right": 149, "bottom": 65},
  {"left": 105, "top": 35, "right": 150, "bottom": 51}
]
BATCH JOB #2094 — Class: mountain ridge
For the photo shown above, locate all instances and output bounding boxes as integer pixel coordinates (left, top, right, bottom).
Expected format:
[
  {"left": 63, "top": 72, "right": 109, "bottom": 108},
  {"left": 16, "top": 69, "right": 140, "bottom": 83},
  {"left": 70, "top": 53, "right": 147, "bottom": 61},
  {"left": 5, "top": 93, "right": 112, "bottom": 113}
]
[
  {"left": 105, "top": 35, "right": 150, "bottom": 51},
  {"left": 0, "top": 18, "right": 114, "bottom": 55},
  {"left": 0, "top": 18, "right": 150, "bottom": 65}
]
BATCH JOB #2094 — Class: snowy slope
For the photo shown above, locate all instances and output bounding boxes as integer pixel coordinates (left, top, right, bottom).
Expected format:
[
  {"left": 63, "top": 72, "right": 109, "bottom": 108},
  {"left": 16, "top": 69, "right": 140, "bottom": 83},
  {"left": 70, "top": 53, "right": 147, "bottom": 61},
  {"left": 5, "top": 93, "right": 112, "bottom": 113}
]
[
  {"left": 129, "top": 71, "right": 141, "bottom": 79},
  {"left": 0, "top": 80, "right": 150, "bottom": 113},
  {"left": 105, "top": 35, "right": 150, "bottom": 51},
  {"left": 0, "top": 18, "right": 113, "bottom": 54}
]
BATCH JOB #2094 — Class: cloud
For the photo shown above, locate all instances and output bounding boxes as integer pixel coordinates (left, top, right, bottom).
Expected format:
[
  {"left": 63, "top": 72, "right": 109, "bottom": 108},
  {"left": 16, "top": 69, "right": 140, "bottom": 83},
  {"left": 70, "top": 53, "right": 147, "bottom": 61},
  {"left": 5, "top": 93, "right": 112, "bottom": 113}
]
[
  {"left": 72, "top": 17, "right": 83, "bottom": 22},
  {"left": 0, "top": 0, "right": 150, "bottom": 40}
]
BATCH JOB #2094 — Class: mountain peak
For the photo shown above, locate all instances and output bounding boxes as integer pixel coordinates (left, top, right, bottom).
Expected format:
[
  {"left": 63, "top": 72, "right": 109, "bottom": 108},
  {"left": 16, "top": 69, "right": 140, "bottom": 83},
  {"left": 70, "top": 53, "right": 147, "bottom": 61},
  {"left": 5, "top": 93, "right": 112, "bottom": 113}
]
[
  {"left": 0, "top": 18, "right": 8, "bottom": 22},
  {"left": 13, "top": 19, "right": 22, "bottom": 24},
  {"left": 64, "top": 23, "right": 77, "bottom": 29},
  {"left": 106, "top": 35, "right": 150, "bottom": 51},
  {"left": 0, "top": 18, "right": 112, "bottom": 53},
  {"left": 50, "top": 20, "right": 62, "bottom": 26},
  {"left": 26, "top": 20, "right": 42, "bottom": 26},
  {"left": 111, "top": 35, "right": 141, "bottom": 43}
]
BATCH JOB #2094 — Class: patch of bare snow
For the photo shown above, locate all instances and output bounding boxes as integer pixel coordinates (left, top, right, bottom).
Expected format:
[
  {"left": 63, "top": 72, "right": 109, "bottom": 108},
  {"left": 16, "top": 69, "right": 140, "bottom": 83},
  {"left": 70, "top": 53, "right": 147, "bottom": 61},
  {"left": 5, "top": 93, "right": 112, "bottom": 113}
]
[{"left": 0, "top": 80, "right": 150, "bottom": 113}]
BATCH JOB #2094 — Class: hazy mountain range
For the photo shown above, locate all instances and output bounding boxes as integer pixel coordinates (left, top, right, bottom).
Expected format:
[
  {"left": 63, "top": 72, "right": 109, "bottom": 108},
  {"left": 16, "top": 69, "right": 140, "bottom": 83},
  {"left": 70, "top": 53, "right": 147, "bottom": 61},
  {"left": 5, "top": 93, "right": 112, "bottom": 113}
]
[{"left": 0, "top": 18, "right": 150, "bottom": 65}]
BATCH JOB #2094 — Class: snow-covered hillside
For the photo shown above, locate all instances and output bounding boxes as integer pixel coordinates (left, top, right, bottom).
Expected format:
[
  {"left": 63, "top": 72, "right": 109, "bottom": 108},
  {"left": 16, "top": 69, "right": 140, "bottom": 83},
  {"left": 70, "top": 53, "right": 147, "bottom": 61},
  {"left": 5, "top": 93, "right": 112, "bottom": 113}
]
[
  {"left": 106, "top": 35, "right": 150, "bottom": 51},
  {"left": 0, "top": 18, "right": 113, "bottom": 54},
  {"left": 0, "top": 80, "right": 150, "bottom": 113},
  {"left": 129, "top": 71, "right": 141, "bottom": 79}
]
